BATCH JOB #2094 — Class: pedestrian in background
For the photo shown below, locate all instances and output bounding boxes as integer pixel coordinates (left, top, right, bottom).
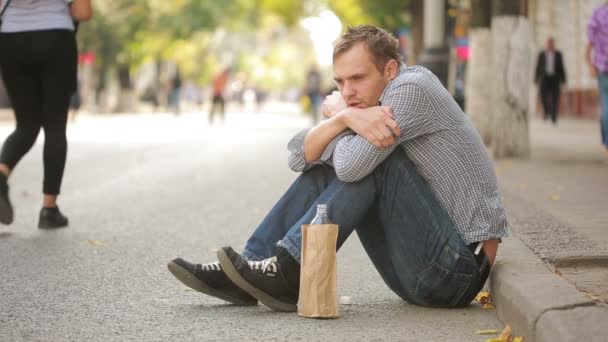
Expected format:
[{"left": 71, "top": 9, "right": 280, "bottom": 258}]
[
  {"left": 209, "top": 68, "right": 231, "bottom": 124},
  {"left": 534, "top": 37, "right": 566, "bottom": 125},
  {"left": 0, "top": 0, "right": 92, "bottom": 229},
  {"left": 169, "top": 67, "right": 182, "bottom": 116},
  {"left": 306, "top": 65, "right": 323, "bottom": 124},
  {"left": 586, "top": 2, "right": 608, "bottom": 152}
]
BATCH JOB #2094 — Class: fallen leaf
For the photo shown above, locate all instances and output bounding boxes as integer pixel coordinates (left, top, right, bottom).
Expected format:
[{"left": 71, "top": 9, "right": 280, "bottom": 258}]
[
  {"left": 499, "top": 325, "right": 512, "bottom": 341},
  {"left": 482, "top": 303, "right": 496, "bottom": 310},
  {"left": 549, "top": 194, "right": 560, "bottom": 201},
  {"left": 476, "top": 329, "right": 499, "bottom": 335},
  {"left": 87, "top": 239, "right": 104, "bottom": 246},
  {"left": 513, "top": 337, "right": 524, "bottom": 342},
  {"left": 555, "top": 269, "right": 562, "bottom": 276},
  {"left": 584, "top": 291, "right": 599, "bottom": 301},
  {"left": 475, "top": 290, "right": 493, "bottom": 306},
  {"left": 485, "top": 339, "right": 504, "bottom": 342}
]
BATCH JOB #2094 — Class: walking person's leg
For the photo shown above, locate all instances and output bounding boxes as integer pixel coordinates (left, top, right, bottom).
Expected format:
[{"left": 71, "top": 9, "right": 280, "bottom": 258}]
[
  {"left": 551, "top": 81, "right": 560, "bottom": 124},
  {"left": 219, "top": 95, "right": 225, "bottom": 123},
  {"left": 0, "top": 32, "right": 44, "bottom": 225},
  {"left": 36, "top": 30, "right": 77, "bottom": 229},
  {"left": 209, "top": 95, "right": 217, "bottom": 124},
  {"left": 599, "top": 72, "right": 608, "bottom": 150},
  {"left": 540, "top": 79, "right": 551, "bottom": 121}
]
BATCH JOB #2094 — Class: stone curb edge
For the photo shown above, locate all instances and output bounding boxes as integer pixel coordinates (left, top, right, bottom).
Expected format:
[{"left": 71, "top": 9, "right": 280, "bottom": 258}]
[{"left": 489, "top": 237, "right": 608, "bottom": 342}]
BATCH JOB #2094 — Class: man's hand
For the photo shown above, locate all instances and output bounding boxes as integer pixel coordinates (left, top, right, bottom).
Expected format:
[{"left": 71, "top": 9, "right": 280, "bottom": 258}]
[
  {"left": 321, "top": 91, "right": 347, "bottom": 119},
  {"left": 341, "top": 106, "right": 401, "bottom": 148}
]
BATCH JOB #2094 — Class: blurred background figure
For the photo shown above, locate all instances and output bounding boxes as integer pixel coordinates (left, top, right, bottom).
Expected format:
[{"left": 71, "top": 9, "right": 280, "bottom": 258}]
[
  {"left": 209, "top": 67, "right": 231, "bottom": 124},
  {"left": 0, "top": 0, "right": 92, "bottom": 228},
  {"left": 534, "top": 37, "right": 566, "bottom": 125},
  {"left": 168, "top": 67, "right": 182, "bottom": 115},
  {"left": 305, "top": 65, "right": 322, "bottom": 124},
  {"left": 586, "top": 2, "right": 608, "bottom": 153}
]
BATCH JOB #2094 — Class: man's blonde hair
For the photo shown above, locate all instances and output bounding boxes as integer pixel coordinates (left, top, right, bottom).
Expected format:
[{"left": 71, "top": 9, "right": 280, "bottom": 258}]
[{"left": 333, "top": 25, "right": 402, "bottom": 72}]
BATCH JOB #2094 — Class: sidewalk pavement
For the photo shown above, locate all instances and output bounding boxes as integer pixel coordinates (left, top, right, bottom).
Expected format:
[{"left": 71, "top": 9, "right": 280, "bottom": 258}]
[{"left": 491, "top": 117, "right": 608, "bottom": 342}]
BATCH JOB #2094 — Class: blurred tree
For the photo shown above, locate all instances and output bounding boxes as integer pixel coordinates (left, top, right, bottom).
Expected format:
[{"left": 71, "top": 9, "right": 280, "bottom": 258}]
[
  {"left": 328, "top": 0, "right": 410, "bottom": 31},
  {"left": 75, "top": 0, "right": 411, "bottom": 112}
]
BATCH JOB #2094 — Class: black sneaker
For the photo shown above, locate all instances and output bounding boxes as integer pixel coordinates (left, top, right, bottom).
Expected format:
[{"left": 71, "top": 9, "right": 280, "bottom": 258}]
[
  {"left": 167, "top": 257, "right": 258, "bottom": 306},
  {"left": 38, "top": 206, "right": 69, "bottom": 229},
  {"left": 0, "top": 173, "right": 14, "bottom": 225},
  {"left": 217, "top": 246, "right": 299, "bottom": 312}
]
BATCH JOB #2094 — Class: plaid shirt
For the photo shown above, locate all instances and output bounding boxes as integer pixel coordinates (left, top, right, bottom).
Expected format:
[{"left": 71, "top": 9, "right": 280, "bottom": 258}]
[
  {"left": 288, "top": 66, "right": 508, "bottom": 245},
  {"left": 588, "top": 4, "right": 608, "bottom": 73}
]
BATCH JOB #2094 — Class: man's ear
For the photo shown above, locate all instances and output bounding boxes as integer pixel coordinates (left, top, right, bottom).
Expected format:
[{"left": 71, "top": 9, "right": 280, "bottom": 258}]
[{"left": 384, "top": 59, "right": 399, "bottom": 80}]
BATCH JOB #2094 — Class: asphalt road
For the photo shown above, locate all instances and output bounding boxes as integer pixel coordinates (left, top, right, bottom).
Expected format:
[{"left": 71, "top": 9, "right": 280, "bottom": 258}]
[{"left": 0, "top": 108, "right": 502, "bottom": 341}]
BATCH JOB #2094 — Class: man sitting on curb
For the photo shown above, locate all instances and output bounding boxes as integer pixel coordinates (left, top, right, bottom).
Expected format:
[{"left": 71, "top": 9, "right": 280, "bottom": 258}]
[{"left": 168, "top": 25, "right": 508, "bottom": 312}]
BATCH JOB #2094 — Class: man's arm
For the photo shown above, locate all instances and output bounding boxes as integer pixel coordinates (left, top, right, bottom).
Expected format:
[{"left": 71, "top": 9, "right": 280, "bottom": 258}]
[
  {"left": 333, "top": 83, "right": 434, "bottom": 182},
  {"left": 303, "top": 114, "right": 349, "bottom": 163},
  {"left": 70, "top": 0, "right": 93, "bottom": 22}
]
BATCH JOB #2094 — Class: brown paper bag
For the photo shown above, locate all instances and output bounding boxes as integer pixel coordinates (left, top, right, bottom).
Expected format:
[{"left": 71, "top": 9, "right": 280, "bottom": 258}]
[{"left": 298, "top": 223, "right": 339, "bottom": 318}]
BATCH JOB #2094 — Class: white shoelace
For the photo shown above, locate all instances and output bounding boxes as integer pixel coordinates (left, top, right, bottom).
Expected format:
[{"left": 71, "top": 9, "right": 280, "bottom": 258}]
[
  {"left": 247, "top": 256, "right": 278, "bottom": 274},
  {"left": 201, "top": 262, "right": 221, "bottom": 271}
]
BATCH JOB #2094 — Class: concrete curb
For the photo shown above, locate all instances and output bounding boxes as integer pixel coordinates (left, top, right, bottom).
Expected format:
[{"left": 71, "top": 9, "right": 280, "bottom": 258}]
[{"left": 490, "top": 238, "right": 608, "bottom": 342}]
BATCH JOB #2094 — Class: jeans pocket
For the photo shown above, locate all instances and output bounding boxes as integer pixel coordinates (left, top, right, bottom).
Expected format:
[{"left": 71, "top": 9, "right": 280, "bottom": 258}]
[{"left": 414, "top": 261, "right": 472, "bottom": 307}]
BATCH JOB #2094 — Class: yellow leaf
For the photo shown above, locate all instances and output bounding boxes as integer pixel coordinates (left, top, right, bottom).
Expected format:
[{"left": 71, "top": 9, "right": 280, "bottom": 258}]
[
  {"left": 475, "top": 290, "right": 491, "bottom": 303},
  {"left": 513, "top": 337, "right": 524, "bottom": 342},
  {"left": 499, "top": 325, "right": 512, "bottom": 341},
  {"left": 482, "top": 303, "right": 496, "bottom": 310},
  {"left": 87, "top": 239, "right": 104, "bottom": 246},
  {"left": 476, "top": 329, "right": 499, "bottom": 335},
  {"left": 476, "top": 290, "right": 494, "bottom": 307},
  {"left": 485, "top": 339, "right": 504, "bottom": 342}
]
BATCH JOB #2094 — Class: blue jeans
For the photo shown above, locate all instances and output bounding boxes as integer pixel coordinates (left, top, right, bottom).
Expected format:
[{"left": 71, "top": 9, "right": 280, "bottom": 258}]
[
  {"left": 599, "top": 72, "right": 608, "bottom": 147},
  {"left": 243, "top": 149, "right": 489, "bottom": 307}
]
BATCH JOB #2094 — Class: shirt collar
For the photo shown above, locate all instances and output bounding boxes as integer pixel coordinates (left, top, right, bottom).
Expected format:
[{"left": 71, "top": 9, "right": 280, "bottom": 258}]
[{"left": 379, "top": 65, "right": 407, "bottom": 105}]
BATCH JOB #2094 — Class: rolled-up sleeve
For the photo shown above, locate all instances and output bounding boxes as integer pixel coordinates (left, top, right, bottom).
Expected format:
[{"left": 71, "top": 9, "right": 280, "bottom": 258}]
[{"left": 287, "top": 128, "right": 356, "bottom": 172}]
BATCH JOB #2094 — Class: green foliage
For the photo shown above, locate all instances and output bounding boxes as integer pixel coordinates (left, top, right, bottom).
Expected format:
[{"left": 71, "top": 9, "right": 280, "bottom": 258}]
[
  {"left": 76, "top": 0, "right": 409, "bottom": 91},
  {"left": 328, "top": 0, "right": 410, "bottom": 31}
]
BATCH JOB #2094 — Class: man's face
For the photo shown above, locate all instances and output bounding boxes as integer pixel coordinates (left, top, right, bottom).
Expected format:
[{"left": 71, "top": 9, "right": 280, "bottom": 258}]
[
  {"left": 333, "top": 43, "right": 393, "bottom": 109},
  {"left": 547, "top": 39, "right": 555, "bottom": 51}
]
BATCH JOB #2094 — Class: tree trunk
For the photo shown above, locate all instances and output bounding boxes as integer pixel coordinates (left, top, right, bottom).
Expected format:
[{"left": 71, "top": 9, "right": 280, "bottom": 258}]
[
  {"left": 490, "top": 0, "right": 531, "bottom": 158},
  {"left": 465, "top": 0, "right": 493, "bottom": 144},
  {"left": 409, "top": 0, "right": 424, "bottom": 64}
]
